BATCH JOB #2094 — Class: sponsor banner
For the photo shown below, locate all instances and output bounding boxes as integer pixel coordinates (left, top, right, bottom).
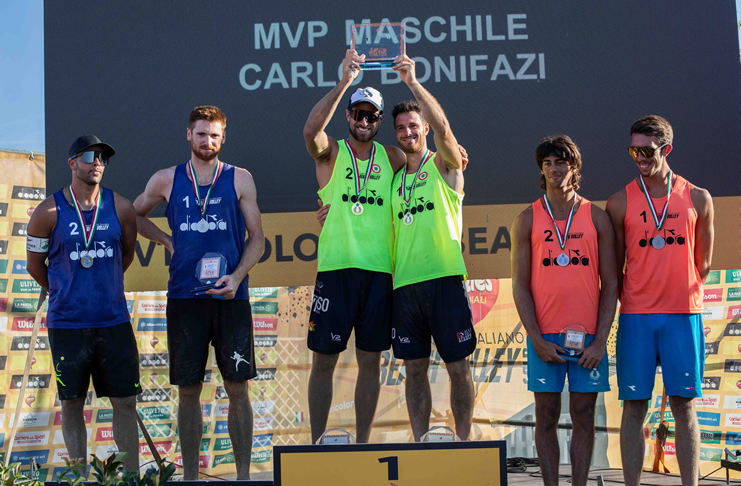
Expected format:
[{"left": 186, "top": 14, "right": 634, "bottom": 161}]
[
  {"left": 648, "top": 410, "right": 674, "bottom": 424},
  {"left": 51, "top": 447, "right": 93, "bottom": 464},
  {"left": 53, "top": 466, "right": 91, "bottom": 479},
  {"left": 173, "top": 455, "right": 210, "bottom": 469},
  {"left": 10, "top": 298, "right": 39, "bottom": 313},
  {"left": 251, "top": 302, "right": 278, "bottom": 315},
  {"left": 144, "top": 370, "right": 170, "bottom": 387},
  {"left": 139, "top": 353, "right": 169, "bottom": 368},
  {"left": 253, "top": 317, "right": 278, "bottom": 331},
  {"left": 9, "top": 411, "right": 51, "bottom": 428},
  {"left": 727, "top": 432, "right": 741, "bottom": 446},
  {"left": 137, "top": 300, "right": 167, "bottom": 314},
  {"left": 253, "top": 417, "right": 274, "bottom": 431},
  {"left": 53, "top": 428, "right": 92, "bottom": 445},
  {"left": 728, "top": 270, "right": 741, "bottom": 284},
  {"left": 725, "top": 396, "right": 741, "bottom": 410},
  {"left": 700, "top": 429, "right": 722, "bottom": 444},
  {"left": 728, "top": 306, "right": 741, "bottom": 320},
  {"left": 137, "top": 423, "right": 173, "bottom": 439},
  {"left": 138, "top": 405, "right": 171, "bottom": 421},
  {"left": 729, "top": 288, "right": 741, "bottom": 302},
  {"left": 254, "top": 367, "right": 276, "bottom": 381},
  {"left": 705, "top": 270, "right": 721, "bottom": 285},
  {"left": 726, "top": 413, "right": 741, "bottom": 428},
  {"left": 699, "top": 447, "right": 722, "bottom": 462},
  {"left": 0, "top": 278, "right": 6, "bottom": 293},
  {"left": 254, "top": 334, "right": 278, "bottom": 348},
  {"left": 253, "top": 433, "right": 273, "bottom": 448},
  {"left": 29, "top": 468, "right": 49, "bottom": 482},
  {"left": 96, "top": 427, "right": 115, "bottom": 441},
  {"left": 13, "top": 430, "right": 50, "bottom": 447},
  {"left": 96, "top": 409, "right": 113, "bottom": 423},
  {"left": 697, "top": 412, "right": 721, "bottom": 427},
  {"left": 704, "top": 288, "right": 723, "bottom": 302},
  {"left": 139, "top": 441, "right": 173, "bottom": 456},
  {"left": 55, "top": 409, "right": 91, "bottom": 426},
  {"left": 137, "top": 334, "right": 168, "bottom": 351},
  {"left": 10, "top": 354, "right": 51, "bottom": 371},
  {"left": 12, "top": 260, "right": 27, "bottom": 274},
  {"left": 9, "top": 374, "right": 51, "bottom": 389},
  {"left": 702, "top": 377, "right": 722, "bottom": 390},
  {"left": 173, "top": 438, "right": 211, "bottom": 454},
  {"left": 95, "top": 444, "right": 120, "bottom": 459},
  {"left": 137, "top": 317, "right": 167, "bottom": 331},
  {"left": 137, "top": 388, "right": 172, "bottom": 404},
  {"left": 255, "top": 349, "right": 279, "bottom": 365},
  {"left": 213, "top": 437, "right": 233, "bottom": 452},
  {"left": 12, "top": 279, "right": 42, "bottom": 294},
  {"left": 249, "top": 287, "right": 279, "bottom": 298},
  {"left": 0, "top": 259, "right": 6, "bottom": 273},
  {"left": 7, "top": 449, "right": 49, "bottom": 466},
  {"left": 201, "top": 403, "right": 212, "bottom": 418},
  {"left": 10, "top": 316, "right": 47, "bottom": 332},
  {"left": 251, "top": 449, "right": 272, "bottom": 464},
  {"left": 10, "top": 391, "right": 55, "bottom": 409},
  {"left": 214, "top": 421, "right": 228, "bottom": 434},
  {"left": 11, "top": 335, "right": 50, "bottom": 351},
  {"left": 252, "top": 400, "right": 276, "bottom": 415},
  {"left": 250, "top": 383, "right": 278, "bottom": 401}
]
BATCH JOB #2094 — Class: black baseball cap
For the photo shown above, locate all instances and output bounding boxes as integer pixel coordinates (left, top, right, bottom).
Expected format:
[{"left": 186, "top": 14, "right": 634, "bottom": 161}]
[{"left": 68, "top": 135, "right": 116, "bottom": 159}]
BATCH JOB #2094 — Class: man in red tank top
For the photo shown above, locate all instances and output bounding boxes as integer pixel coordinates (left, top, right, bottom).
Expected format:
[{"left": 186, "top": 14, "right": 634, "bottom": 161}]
[
  {"left": 606, "top": 115, "right": 714, "bottom": 486},
  {"left": 512, "top": 135, "right": 618, "bottom": 486}
]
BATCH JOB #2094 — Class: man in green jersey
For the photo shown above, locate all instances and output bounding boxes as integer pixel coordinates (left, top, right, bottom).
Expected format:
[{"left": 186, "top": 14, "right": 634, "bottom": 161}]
[
  {"left": 303, "top": 49, "right": 408, "bottom": 443},
  {"left": 389, "top": 54, "right": 475, "bottom": 441}
]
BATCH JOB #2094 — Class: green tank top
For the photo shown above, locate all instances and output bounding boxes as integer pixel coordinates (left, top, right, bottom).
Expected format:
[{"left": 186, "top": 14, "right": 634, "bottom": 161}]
[
  {"left": 317, "top": 140, "right": 394, "bottom": 273},
  {"left": 391, "top": 152, "right": 467, "bottom": 289}
]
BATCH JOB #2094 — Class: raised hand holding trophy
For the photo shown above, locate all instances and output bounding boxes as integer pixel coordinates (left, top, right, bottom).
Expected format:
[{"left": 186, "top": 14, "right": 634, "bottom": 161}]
[{"left": 351, "top": 22, "right": 405, "bottom": 70}]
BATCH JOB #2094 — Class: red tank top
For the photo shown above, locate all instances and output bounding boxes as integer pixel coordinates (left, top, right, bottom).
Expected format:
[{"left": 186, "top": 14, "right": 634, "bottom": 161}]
[
  {"left": 621, "top": 175, "right": 702, "bottom": 313},
  {"left": 530, "top": 197, "right": 600, "bottom": 334}
]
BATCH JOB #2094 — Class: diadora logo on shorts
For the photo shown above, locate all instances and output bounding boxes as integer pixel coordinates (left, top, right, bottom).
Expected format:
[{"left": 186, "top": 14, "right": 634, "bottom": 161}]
[
  {"left": 537, "top": 378, "right": 546, "bottom": 384},
  {"left": 457, "top": 329, "right": 472, "bottom": 343},
  {"left": 702, "top": 377, "right": 721, "bottom": 389},
  {"left": 330, "top": 333, "right": 341, "bottom": 342}
]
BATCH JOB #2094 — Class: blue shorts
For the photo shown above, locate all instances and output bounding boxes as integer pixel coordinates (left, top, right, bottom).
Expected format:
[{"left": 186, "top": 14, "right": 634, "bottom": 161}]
[
  {"left": 527, "top": 334, "right": 610, "bottom": 393},
  {"left": 616, "top": 313, "right": 704, "bottom": 400}
]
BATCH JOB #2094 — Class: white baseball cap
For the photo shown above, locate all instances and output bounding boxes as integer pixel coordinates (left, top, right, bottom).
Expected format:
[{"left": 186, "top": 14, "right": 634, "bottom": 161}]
[{"left": 347, "top": 87, "right": 384, "bottom": 112}]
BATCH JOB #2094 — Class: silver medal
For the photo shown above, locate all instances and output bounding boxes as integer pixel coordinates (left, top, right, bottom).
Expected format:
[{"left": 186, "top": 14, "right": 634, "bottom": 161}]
[
  {"left": 81, "top": 254, "right": 94, "bottom": 268},
  {"left": 556, "top": 252, "right": 569, "bottom": 267},
  {"left": 651, "top": 235, "right": 665, "bottom": 249},
  {"left": 352, "top": 202, "right": 364, "bottom": 216},
  {"left": 197, "top": 218, "right": 209, "bottom": 233},
  {"left": 403, "top": 212, "right": 413, "bottom": 226}
]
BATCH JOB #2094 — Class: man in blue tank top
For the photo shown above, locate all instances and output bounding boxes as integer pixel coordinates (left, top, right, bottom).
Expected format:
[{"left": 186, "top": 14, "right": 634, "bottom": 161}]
[
  {"left": 134, "top": 106, "right": 265, "bottom": 480},
  {"left": 26, "top": 135, "right": 139, "bottom": 474}
]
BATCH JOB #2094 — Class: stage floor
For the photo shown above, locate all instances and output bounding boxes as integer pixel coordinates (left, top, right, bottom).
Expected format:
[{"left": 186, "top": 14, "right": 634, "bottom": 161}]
[{"left": 215, "top": 465, "right": 740, "bottom": 485}]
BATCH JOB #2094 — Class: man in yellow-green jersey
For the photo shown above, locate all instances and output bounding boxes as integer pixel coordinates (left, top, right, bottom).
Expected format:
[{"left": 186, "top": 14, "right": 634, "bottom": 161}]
[
  {"left": 303, "top": 49, "right": 407, "bottom": 443},
  {"left": 390, "top": 54, "right": 475, "bottom": 442}
]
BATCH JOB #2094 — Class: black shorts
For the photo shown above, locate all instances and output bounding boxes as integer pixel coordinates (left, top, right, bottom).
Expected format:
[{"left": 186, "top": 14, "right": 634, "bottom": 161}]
[
  {"left": 49, "top": 322, "right": 140, "bottom": 401},
  {"left": 391, "top": 276, "right": 476, "bottom": 363},
  {"left": 166, "top": 298, "right": 256, "bottom": 385},
  {"left": 307, "top": 269, "right": 393, "bottom": 354}
]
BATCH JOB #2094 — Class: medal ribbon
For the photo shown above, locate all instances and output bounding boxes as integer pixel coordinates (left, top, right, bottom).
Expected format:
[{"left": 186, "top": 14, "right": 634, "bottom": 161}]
[
  {"left": 401, "top": 149, "right": 432, "bottom": 208},
  {"left": 345, "top": 139, "right": 376, "bottom": 196},
  {"left": 187, "top": 159, "right": 223, "bottom": 218},
  {"left": 69, "top": 185, "right": 102, "bottom": 250},
  {"left": 542, "top": 193, "right": 579, "bottom": 251},
  {"left": 638, "top": 170, "right": 673, "bottom": 231}
]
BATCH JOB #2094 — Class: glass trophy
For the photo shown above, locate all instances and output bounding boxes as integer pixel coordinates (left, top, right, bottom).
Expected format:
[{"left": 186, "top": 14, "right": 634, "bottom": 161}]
[
  {"left": 316, "top": 428, "right": 356, "bottom": 445},
  {"left": 421, "top": 426, "right": 460, "bottom": 442},
  {"left": 192, "top": 252, "right": 227, "bottom": 296},
  {"left": 352, "top": 22, "right": 405, "bottom": 70},
  {"left": 559, "top": 324, "right": 588, "bottom": 361}
]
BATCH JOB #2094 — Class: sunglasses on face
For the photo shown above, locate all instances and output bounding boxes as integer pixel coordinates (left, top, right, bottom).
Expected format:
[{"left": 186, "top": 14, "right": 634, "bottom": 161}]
[
  {"left": 69, "top": 150, "right": 110, "bottom": 165},
  {"left": 628, "top": 143, "right": 668, "bottom": 159},
  {"left": 351, "top": 109, "right": 382, "bottom": 123}
]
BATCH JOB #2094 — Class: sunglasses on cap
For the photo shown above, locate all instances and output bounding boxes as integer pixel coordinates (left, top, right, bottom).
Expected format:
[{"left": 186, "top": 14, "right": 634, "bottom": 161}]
[
  {"left": 627, "top": 143, "right": 668, "bottom": 159},
  {"left": 68, "top": 150, "right": 110, "bottom": 165},
  {"left": 351, "top": 109, "right": 383, "bottom": 123}
]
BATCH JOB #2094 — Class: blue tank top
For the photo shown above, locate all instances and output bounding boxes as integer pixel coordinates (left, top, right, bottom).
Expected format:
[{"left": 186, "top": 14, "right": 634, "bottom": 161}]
[
  {"left": 47, "top": 188, "right": 130, "bottom": 329},
  {"left": 166, "top": 163, "right": 249, "bottom": 299}
]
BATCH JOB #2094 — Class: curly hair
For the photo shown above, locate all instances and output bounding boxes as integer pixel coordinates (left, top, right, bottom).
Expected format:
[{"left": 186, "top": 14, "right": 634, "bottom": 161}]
[{"left": 535, "top": 135, "right": 582, "bottom": 191}]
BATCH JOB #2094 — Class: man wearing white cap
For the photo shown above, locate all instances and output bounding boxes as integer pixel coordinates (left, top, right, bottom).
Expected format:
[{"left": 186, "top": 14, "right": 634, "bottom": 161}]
[{"left": 302, "top": 49, "right": 408, "bottom": 443}]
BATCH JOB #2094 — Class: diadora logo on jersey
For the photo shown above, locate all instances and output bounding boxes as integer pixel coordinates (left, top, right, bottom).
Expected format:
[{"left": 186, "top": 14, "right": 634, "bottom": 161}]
[
  {"left": 330, "top": 333, "right": 341, "bottom": 342},
  {"left": 67, "top": 239, "right": 114, "bottom": 263},
  {"left": 457, "top": 329, "right": 472, "bottom": 343},
  {"left": 179, "top": 214, "right": 228, "bottom": 233}
]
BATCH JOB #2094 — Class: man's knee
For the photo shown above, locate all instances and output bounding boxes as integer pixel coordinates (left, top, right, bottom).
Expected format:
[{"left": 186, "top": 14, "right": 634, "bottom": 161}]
[
  {"left": 622, "top": 399, "right": 649, "bottom": 421},
  {"left": 404, "top": 359, "right": 429, "bottom": 380},
  {"left": 223, "top": 380, "right": 250, "bottom": 401},
  {"left": 178, "top": 383, "right": 203, "bottom": 402},
  {"left": 356, "top": 350, "right": 381, "bottom": 374},
  {"left": 445, "top": 358, "right": 472, "bottom": 383},
  {"left": 110, "top": 396, "right": 137, "bottom": 412},
  {"left": 667, "top": 396, "right": 696, "bottom": 422},
  {"left": 534, "top": 395, "right": 561, "bottom": 428},
  {"left": 311, "top": 352, "right": 340, "bottom": 374},
  {"left": 61, "top": 398, "right": 87, "bottom": 413}
]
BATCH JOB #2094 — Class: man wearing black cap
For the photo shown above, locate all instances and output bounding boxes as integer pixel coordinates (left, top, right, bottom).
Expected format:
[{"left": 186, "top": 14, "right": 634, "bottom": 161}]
[
  {"left": 302, "top": 49, "right": 408, "bottom": 443},
  {"left": 26, "top": 135, "right": 139, "bottom": 473}
]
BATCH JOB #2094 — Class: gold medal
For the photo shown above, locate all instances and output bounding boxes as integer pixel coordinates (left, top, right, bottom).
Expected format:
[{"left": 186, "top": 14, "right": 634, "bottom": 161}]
[{"left": 81, "top": 253, "right": 94, "bottom": 268}]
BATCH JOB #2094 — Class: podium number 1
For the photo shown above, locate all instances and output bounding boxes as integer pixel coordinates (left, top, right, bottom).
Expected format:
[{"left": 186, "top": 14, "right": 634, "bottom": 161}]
[{"left": 378, "top": 456, "right": 398, "bottom": 480}]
